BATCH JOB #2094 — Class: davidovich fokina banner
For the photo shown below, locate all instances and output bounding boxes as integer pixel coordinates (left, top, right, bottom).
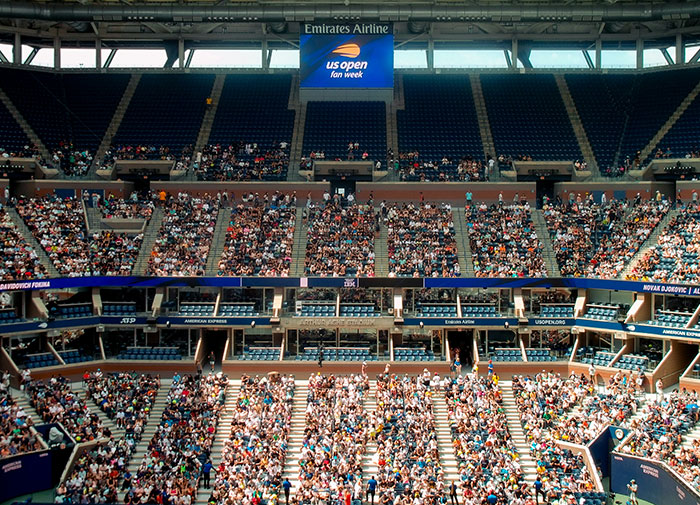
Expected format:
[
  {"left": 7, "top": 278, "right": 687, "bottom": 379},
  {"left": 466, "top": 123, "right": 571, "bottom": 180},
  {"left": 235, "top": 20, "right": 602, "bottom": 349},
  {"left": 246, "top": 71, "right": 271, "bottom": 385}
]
[{"left": 300, "top": 23, "right": 394, "bottom": 88}]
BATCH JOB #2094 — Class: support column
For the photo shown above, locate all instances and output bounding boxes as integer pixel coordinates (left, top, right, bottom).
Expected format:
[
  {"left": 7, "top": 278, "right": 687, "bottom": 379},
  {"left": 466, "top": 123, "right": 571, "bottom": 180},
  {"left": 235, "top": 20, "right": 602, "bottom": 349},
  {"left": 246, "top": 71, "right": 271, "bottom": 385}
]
[
  {"left": 512, "top": 39, "right": 519, "bottom": 68},
  {"left": 96, "top": 38, "right": 102, "bottom": 69},
  {"left": 262, "top": 39, "right": 269, "bottom": 71},
  {"left": 13, "top": 33, "right": 21, "bottom": 64},
  {"left": 636, "top": 38, "right": 644, "bottom": 70},
  {"left": 676, "top": 34, "right": 685, "bottom": 65},
  {"left": 178, "top": 38, "right": 184, "bottom": 69},
  {"left": 427, "top": 38, "right": 434, "bottom": 70},
  {"left": 54, "top": 37, "right": 61, "bottom": 69},
  {"left": 595, "top": 39, "right": 602, "bottom": 69}
]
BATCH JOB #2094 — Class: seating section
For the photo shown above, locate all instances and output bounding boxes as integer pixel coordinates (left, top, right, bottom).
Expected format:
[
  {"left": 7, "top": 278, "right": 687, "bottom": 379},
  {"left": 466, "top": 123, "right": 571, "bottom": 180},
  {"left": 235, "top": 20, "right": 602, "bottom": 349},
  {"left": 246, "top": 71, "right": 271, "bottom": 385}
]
[
  {"left": 58, "top": 349, "right": 92, "bottom": 364},
  {"left": 481, "top": 74, "right": 581, "bottom": 160},
  {"left": 302, "top": 101, "right": 386, "bottom": 160},
  {"left": 339, "top": 303, "right": 381, "bottom": 317},
  {"left": 117, "top": 347, "right": 182, "bottom": 360},
  {"left": 652, "top": 91, "right": 700, "bottom": 158},
  {"left": 113, "top": 74, "right": 214, "bottom": 157},
  {"left": 103, "top": 303, "right": 137, "bottom": 316},
  {"left": 415, "top": 303, "right": 457, "bottom": 318},
  {"left": 466, "top": 203, "right": 546, "bottom": 278},
  {"left": 398, "top": 75, "right": 483, "bottom": 159},
  {"left": 539, "top": 304, "right": 575, "bottom": 318},
  {"left": 195, "top": 143, "right": 289, "bottom": 181},
  {"left": 584, "top": 303, "right": 620, "bottom": 320},
  {"left": 0, "top": 99, "right": 29, "bottom": 154},
  {"left": 177, "top": 304, "right": 215, "bottom": 316},
  {"left": 0, "top": 309, "right": 22, "bottom": 323},
  {"left": 218, "top": 303, "right": 258, "bottom": 317},
  {"left": 0, "top": 69, "right": 130, "bottom": 151},
  {"left": 579, "top": 350, "right": 616, "bottom": 367},
  {"left": 628, "top": 203, "right": 700, "bottom": 283},
  {"left": 526, "top": 348, "right": 557, "bottom": 362},
  {"left": 23, "top": 352, "right": 60, "bottom": 369},
  {"left": 239, "top": 346, "right": 279, "bottom": 360},
  {"left": 295, "top": 347, "right": 375, "bottom": 361},
  {"left": 297, "top": 303, "right": 335, "bottom": 317},
  {"left": 489, "top": 348, "right": 522, "bottom": 362},
  {"left": 393, "top": 347, "right": 435, "bottom": 361},
  {"left": 51, "top": 303, "right": 92, "bottom": 318},
  {"left": 387, "top": 202, "right": 460, "bottom": 277},
  {"left": 648, "top": 309, "right": 693, "bottom": 327},
  {"left": 461, "top": 304, "right": 498, "bottom": 317},
  {"left": 613, "top": 354, "right": 650, "bottom": 371},
  {"left": 0, "top": 206, "right": 48, "bottom": 281}
]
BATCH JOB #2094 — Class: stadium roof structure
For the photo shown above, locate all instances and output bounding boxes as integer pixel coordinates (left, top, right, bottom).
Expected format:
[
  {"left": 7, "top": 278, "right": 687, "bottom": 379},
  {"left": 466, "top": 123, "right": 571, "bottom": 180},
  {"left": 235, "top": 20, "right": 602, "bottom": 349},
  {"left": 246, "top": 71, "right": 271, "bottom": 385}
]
[{"left": 1, "top": 1, "right": 700, "bottom": 68}]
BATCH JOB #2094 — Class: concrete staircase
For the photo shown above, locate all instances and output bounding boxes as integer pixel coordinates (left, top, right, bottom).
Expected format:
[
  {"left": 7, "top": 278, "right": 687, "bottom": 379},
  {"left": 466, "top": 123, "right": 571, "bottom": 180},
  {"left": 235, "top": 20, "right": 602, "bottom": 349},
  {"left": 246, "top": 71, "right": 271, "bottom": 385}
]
[
  {"left": 281, "top": 380, "right": 310, "bottom": 500},
  {"left": 288, "top": 75, "right": 306, "bottom": 181},
  {"left": 555, "top": 75, "right": 599, "bottom": 175},
  {"left": 194, "top": 379, "right": 241, "bottom": 505},
  {"left": 431, "top": 389, "right": 461, "bottom": 486},
  {"left": 194, "top": 75, "right": 226, "bottom": 154},
  {"left": 6, "top": 207, "right": 60, "bottom": 277},
  {"left": 290, "top": 207, "right": 308, "bottom": 277},
  {"left": 640, "top": 80, "right": 700, "bottom": 161},
  {"left": 500, "top": 382, "right": 539, "bottom": 483},
  {"left": 361, "top": 380, "right": 378, "bottom": 483},
  {"left": 205, "top": 207, "right": 231, "bottom": 276},
  {"left": 386, "top": 103, "right": 399, "bottom": 164},
  {"left": 374, "top": 218, "right": 389, "bottom": 277},
  {"left": 469, "top": 75, "right": 497, "bottom": 168},
  {"left": 453, "top": 207, "right": 475, "bottom": 277},
  {"left": 0, "top": 87, "right": 51, "bottom": 164},
  {"left": 85, "top": 206, "right": 102, "bottom": 232},
  {"left": 10, "top": 387, "right": 49, "bottom": 425},
  {"left": 125, "top": 383, "right": 172, "bottom": 476},
  {"left": 531, "top": 209, "right": 562, "bottom": 277},
  {"left": 91, "top": 74, "right": 141, "bottom": 174},
  {"left": 620, "top": 208, "right": 678, "bottom": 279},
  {"left": 132, "top": 206, "right": 164, "bottom": 275}
]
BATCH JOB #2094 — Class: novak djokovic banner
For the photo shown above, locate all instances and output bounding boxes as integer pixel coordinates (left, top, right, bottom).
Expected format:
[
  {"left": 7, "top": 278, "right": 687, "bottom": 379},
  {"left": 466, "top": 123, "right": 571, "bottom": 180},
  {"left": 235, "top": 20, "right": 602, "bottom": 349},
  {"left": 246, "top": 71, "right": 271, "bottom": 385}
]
[{"left": 300, "top": 23, "right": 394, "bottom": 88}]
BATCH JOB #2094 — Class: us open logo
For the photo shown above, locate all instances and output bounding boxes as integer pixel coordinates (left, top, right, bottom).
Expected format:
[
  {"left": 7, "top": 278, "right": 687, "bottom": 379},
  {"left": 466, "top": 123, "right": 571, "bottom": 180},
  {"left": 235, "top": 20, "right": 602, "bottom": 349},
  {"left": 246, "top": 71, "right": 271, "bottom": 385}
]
[{"left": 326, "top": 43, "right": 368, "bottom": 77}]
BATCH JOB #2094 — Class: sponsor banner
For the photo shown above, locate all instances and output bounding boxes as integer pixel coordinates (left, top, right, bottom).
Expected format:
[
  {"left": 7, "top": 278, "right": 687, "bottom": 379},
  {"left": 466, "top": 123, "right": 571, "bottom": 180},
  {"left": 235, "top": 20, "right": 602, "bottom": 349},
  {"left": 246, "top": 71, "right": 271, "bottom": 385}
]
[
  {"left": 529, "top": 318, "right": 576, "bottom": 327},
  {"left": 101, "top": 316, "right": 148, "bottom": 326},
  {"left": 300, "top": 23, "right": 393, "bottom": 88},
  {"left": 611, "top": 453, "right": 700, "bottom": 505},
  {"left": 0, "top": 450, "right": 52, "bottom": 503},
  {"left": 157, "top": 316, "right": 271, "bottom": 327},
  {"left": 403, "top": 317, "right": 520, "bottom": 327},
  {"left": 626, "top": 323, "right": 700, "bottom": 339},
  {"left": 284, "top": 317, "right": 392, "bottom": 328},
  {"left": 575, "top": 319, "right": 626, "bottom": 332}
]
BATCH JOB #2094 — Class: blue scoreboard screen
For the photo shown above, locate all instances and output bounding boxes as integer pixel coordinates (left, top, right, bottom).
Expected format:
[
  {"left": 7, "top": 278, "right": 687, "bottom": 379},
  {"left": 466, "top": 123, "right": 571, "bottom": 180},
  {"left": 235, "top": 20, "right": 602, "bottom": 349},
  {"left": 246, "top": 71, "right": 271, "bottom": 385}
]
[{"left": 300, "top": 23, "right": 394, "bottom": 89}]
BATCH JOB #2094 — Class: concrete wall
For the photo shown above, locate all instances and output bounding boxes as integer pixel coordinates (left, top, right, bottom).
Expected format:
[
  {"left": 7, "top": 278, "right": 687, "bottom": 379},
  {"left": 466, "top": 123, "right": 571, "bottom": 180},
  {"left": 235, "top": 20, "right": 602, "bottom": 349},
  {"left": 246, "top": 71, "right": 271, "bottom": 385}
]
[
  {"left": 356, "top": 182, "right": 537, "bottom": 205},
  {"left": 652, "top": 340, "right": 698, "bottom": 390},
  {"left": 554, "top": 181, "right": 675, "bottom": 202}
]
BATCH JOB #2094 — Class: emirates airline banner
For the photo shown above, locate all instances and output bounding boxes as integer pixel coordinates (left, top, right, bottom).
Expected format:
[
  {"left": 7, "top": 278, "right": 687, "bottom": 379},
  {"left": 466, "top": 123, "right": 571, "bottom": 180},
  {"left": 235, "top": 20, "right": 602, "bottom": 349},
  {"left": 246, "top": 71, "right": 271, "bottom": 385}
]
[{"left": 300, "top": 23, "right": 394, "bottom": 88}]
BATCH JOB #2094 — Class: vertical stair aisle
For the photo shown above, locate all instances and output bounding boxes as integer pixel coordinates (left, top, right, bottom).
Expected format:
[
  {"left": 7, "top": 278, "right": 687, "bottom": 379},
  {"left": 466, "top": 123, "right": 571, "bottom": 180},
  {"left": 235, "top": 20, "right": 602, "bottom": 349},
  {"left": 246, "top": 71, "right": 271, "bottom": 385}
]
[
  {"left": 281, "top": 380, "right": 310, "bottom": 501},
  {"left": 453, "top": 207, "right": 475, "bottom": 277},
  {"left": 361, "top": 380, "right": 378, "bottom": 484},
  {"left": 205, "top": 206, "right": 231, "bottom": 276},
  {"left": 531, "top": 209, "right": 562, "bottom": 277},
  {"left": 194, "top": 379, "right": 241, "bottom": 505},
  {"left": 132, "top": 206, "right": 165, "bottom": 275},
  {"left": 431, "top": 388, "right": 461, "bottom": 487},
  {"left": 290, "top": 207, "right": 308, "bottom": 277},
  {"left": 499, "top": 381, "right": 539, "bottom": 484},
  {"left": 374, "top": 217, "right": 389, "bottom": 277}
]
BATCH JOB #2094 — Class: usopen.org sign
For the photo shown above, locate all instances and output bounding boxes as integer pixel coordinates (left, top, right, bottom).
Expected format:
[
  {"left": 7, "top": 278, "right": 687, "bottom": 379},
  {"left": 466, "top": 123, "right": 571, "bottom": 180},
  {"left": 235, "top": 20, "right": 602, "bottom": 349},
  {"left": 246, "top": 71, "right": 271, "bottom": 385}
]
[{"left": 300, "top": 23, "right": 394, "bottom": 88}]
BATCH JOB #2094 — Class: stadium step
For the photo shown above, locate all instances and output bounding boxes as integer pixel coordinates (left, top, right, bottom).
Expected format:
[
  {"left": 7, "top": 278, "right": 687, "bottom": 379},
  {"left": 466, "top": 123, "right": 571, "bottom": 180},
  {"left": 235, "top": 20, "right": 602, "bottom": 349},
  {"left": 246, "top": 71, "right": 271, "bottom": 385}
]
[
  {"left": 91, "top": 73, "right": 141, "bottom": 176},
  {"left": 126, "top": 381, "right": 173, "bottom": 475},
  {"left": 70, "top": 381, "right": 123, "bottom": 435},
  {"left": 452, "top": 207, "right": 475, "bottom": 277},
  {"left": 431, "top": 388, "right": 462, "bottom": 485},
  {"left": 193, "top": 74, "right": 227, "bottom": 156},
  {"left": 6, "top": 206, "right": 60, "bottom": 277},
  {"left": 555, "top": 74, "right": 599, "bottom": 175},
  {"left": 0, "top": 86, "right": 52, "bottom": 168},
  {"left": 375, "top": 214, "right": 389, "bottom": 277},
  {"left": 281, "top": 381, "right": 310, "bottom": 499},
  {"left": 620, "top": 207, "right": 679, "bottom": 279},
  {"left": 640, "top": 78, "right": 700, "bottom": 162},
  {"left": 290, "top": 207, "right": 307, "bottom": 277},
  {"left": 205, "top": 206, "right": 232, "bottom": 276},
  {"left": 132, "top": 206, "right": 165, "bottom": 276},
  {"left": 531, "top": 209, "right": 562, "bottom": 277},
  {"left": 361, "top": 380, "right": 378, "bottom": 484},
  {"left": 386, "top": 102, "right": 398, "bottom": 167},
  {"left": 469, "top": 74, "right": 497, "bottom": 177},
  {"left": 9, "top": 386, "right": 47, "bottom": 425},
  {"left": 85, "top": 206, "right": 102, "bottom": 232},
  {"left": 499, "top": 381, "right": 539, "bottom": 483}
]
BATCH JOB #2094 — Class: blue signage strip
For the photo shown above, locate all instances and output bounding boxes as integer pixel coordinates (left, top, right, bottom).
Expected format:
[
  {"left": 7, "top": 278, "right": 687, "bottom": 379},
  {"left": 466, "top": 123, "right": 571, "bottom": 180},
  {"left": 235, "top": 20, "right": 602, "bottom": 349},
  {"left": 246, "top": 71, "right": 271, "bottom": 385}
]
[
  {"left": 403, "top": 317, "right": 519, "bottom": 327},
  {"left": 626, "top": 323, "right": 700, "bottom": 339},
  {"left": 156, "top": 316, "right": 271, "bottom": 326},
  {"left": 529, "top": 318, "right": 576, "bottom": 327}
]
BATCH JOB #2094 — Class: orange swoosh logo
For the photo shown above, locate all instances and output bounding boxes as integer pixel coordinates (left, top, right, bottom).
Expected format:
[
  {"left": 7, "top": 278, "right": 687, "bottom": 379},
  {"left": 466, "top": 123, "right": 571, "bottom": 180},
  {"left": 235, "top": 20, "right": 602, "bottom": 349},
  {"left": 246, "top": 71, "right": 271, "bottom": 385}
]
[{"left": 332, "top": 43, "right": 360, "bottom": 58}]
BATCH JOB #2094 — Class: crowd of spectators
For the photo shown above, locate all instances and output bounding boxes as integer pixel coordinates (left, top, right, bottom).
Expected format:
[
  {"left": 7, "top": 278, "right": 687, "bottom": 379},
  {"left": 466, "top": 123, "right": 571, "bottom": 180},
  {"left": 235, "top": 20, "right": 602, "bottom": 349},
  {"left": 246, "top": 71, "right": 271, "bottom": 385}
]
[
  {"left": 217, "top": 193, "right": 296, "bottom": 276},
  {"left": 209, "top": 374, "right": 294, "bottom": 505},
  {"left": 0, "top": 205, "right": 48, "bottom": 280},
  {"left": 85, "top": 371, "right": 160, "bottom": 442},
  {"left": 443, "top": 373, "right": 526, "bottom": 505},
  {"left": 26, "top": 376, "right": 108, "bottom": 442},
  {"left": 627, "top": 203, "right": 700, "bottom": 283},
  {"left": 100, "top": 193, "right": 155, "bottom": 221},
  {"left": 50, "top": 143, "right": 93, "bottom": 177},
  {"left": 147, "top": 193, "right": 219, "bottom": 276},
  {"left": 304, "top": 202, "right": 377, "bottom": 277},
  {"left": 372, "top": 371, "right": 444, "bottom": 503},
  {"left": 397, "top": 154, "right": 486, "bottom": 182},
  {"left": 670, "top": 435, "right": 700, "bottom": 492},
  {"left": 0, "top": 370, "right": 43, "bottom": 458},
  {"left": 293, "top": 373, "right": 368, "bottom": 504},
  {"left": 512, "top": 372, "right": 598, "bottom": 498},
  {"left": 194, "top": 143, "right": 289, "bottom": 181},
  {"left": 465, "top": 202, "right": 546, "bottom": 278},
  {"left": 386, "top": 202, "right": 460, "bottom": 277},
  {"left": 130, "top": 373, "right": 227, "bottom": 503},
  {"left": 544, "top": 195, "right": 670, "bottom": 278},
  {"left": 0, "top": 145, "right": 40, "bottom": 159},
  {"left": 89, "top": 231, "right": 143, "bottom": 276},
  {"left": 99, "top": 145, "right": 177, "bottom": 171}
]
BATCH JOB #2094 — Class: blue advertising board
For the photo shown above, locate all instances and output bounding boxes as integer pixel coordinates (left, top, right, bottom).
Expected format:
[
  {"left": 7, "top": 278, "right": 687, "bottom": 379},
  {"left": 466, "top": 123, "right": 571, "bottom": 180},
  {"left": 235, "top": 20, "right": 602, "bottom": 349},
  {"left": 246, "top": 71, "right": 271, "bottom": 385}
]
[
  {"left": 0, "top": 450, "right": 52, "bottom": 503},
  {"left": 300, "top": 23, "right": 393, "bottom": 88}
]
